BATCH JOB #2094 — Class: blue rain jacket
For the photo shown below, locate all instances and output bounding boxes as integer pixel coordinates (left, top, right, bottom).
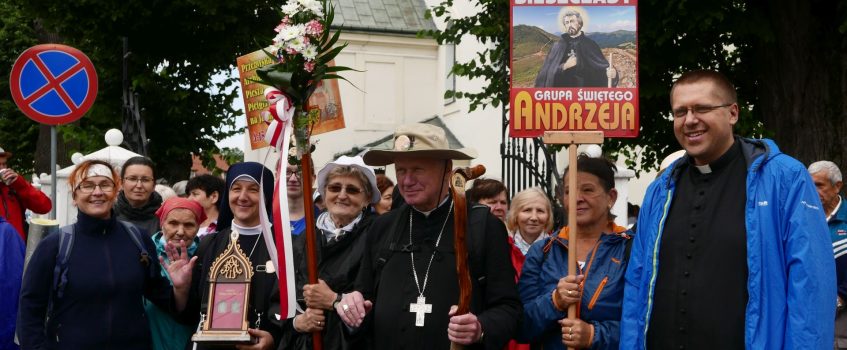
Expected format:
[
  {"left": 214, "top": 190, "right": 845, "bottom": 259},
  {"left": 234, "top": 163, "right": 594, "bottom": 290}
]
[
  {"left": 621, "top": 138, "right": 836, "bottom": 349},
  {"left": 518, "top": 225, "right": 631, "bottom": 349},
  {"left": 1, "top": 216, "right": 24, "bottom": 350}
]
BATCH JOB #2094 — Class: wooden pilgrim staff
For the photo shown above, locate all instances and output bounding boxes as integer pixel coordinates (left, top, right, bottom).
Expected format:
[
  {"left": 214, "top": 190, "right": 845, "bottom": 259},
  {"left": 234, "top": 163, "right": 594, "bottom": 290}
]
[
  {"left": 448, "top": 164, "right": 487, "bottom": 350},
  {"left": 541, "top": 131, "right": 604, "bottom": 350},
  {"left": 300, "top": 139, "right": 322, "bottom": 350}
]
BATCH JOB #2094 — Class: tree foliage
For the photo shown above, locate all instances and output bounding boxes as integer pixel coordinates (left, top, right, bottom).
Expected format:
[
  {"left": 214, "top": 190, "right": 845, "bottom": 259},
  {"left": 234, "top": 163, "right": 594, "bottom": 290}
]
[
  {"left": 422, "top": 0, "right": 510, "bottom": 113},
  {"left": 425, "top": 0, "right": 847, "bottom": 173},
  {"left": 8, "top": 0, "right": 282, "bottom": 182},
  {"left": 0, "top": 2, "right": 40, "bottom": 175}
]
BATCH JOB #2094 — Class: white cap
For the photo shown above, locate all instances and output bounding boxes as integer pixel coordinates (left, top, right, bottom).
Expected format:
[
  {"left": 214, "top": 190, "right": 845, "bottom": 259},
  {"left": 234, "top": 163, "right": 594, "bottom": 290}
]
[{"left": 317, "top": 156, "right": 380, "bottom": 204}]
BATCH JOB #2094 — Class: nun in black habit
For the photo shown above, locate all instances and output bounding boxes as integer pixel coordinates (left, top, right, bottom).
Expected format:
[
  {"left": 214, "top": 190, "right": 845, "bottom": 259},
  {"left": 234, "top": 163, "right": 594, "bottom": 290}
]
[{"left": 184, "top": 162, "right": 283, "bottom": 350}]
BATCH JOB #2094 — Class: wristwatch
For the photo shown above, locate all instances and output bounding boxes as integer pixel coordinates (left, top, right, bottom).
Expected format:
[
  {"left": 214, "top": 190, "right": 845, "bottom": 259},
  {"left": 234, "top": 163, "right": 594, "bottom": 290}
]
[{"left": 331, "top": 293, "right": 343, "bottom": 310}]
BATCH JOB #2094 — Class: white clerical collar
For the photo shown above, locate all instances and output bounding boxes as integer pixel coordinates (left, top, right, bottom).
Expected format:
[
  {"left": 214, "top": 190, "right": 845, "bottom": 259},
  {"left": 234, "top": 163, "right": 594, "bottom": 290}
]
[
  {"left": 412, "top": 196, "right": 451, "bottom": 218},
  {"left": 231, "top": 221, "right": 262, "bottom": 235},
  {"left": 695, "top": 164, "right": 712, "bottom": 174},
  {"left": 827, "top": 196, "right": 842, "bottom": 222}
]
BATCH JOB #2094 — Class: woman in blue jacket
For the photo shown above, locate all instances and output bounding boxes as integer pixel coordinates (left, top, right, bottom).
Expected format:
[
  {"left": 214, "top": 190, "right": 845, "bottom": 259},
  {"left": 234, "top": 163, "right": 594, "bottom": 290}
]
[
  {"left": 518, "top": 155, "right": 632, "bottom": 349},
  {"left": 17, "top": 160, "right": 195, "bottom": 350}
]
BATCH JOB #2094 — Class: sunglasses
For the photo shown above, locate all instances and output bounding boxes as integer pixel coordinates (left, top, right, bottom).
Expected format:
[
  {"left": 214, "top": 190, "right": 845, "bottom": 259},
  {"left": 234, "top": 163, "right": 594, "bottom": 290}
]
[{"left": 326, "top": 184, "right": 363, "bottom": 195}]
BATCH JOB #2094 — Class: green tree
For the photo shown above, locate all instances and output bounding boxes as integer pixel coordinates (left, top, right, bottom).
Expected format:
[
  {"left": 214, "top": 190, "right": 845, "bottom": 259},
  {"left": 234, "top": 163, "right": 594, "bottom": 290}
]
[
  {"left": 0, "top": 2, "right": 40, "bottom": 175},
  {"left": 13, "top": 0, "right": 282, "bottom": 182}
]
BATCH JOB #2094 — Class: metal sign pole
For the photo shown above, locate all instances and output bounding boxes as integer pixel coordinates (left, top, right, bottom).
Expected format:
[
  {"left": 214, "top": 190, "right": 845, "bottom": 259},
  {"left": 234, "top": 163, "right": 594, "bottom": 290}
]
[{"left": 50, "top": 125, "right": 57, "bottom": 220}]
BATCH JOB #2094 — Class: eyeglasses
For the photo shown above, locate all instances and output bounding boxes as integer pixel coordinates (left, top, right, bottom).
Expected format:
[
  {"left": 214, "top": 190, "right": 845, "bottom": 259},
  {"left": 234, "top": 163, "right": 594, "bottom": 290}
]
[
  {"left": 672, "top": 103, "right": 733, "bottom": 118},
  {"left": 326, "top": 184, "right": 363, "bottom": 195},
  {"left": 76, "top": 181, "right": 115, "bottom": 193},
  {"left": 124, "top": 176, "right": 154, "bottom": 185},
  {"left": 285, "top": 170, "right": 300, "bottom": 178}
]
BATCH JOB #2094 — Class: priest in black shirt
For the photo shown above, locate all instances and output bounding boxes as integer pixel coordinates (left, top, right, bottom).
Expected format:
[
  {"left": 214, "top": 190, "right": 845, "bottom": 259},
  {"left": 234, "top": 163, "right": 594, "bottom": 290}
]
[
  {"left": 620, "top": 70, "right": 836, "bottom": 349},
  {"left": 336, "top": 123, "right": 522, "bottom": 349}
]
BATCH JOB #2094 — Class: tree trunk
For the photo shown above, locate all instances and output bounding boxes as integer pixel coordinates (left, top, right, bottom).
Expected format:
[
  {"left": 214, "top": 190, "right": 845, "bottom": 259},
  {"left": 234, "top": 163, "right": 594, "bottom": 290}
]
[{"left": 750, "top": 0, "right": 847, "bottom": 166}]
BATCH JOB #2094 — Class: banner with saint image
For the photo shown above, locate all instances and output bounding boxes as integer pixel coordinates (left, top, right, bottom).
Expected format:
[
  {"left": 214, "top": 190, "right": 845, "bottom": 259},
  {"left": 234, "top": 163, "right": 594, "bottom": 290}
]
[{"left": 509, "top": 1, "right": 639, "bottom": 138}]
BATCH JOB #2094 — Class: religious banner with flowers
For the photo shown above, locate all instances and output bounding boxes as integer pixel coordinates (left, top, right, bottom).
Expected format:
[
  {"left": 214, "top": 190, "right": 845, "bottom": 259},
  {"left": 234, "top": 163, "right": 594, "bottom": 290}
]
[
  {"left": 236, "top": 51, "right": 346, "bottom": 150},
  {"left": 253, "top": 0, "right": 354, "bottom": 331}
]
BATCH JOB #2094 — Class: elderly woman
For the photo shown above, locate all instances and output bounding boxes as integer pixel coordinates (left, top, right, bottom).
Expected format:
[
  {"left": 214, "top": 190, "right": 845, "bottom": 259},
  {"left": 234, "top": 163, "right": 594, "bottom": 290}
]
[
  {"left": 17, "top": 160, "right": 194, "bottom": 350},
  {"left": 286, "top": 155, "right": 380, "bottom": 349},
  {"left": 184, "top": 162, "right": 282, "bottom": 350},
  {"left": 507, "top": 187, "right": 553, "bottom": 256},
  {"left": 146, "top": 197, "right": 207, "bottom": 350},
  {"left": 374, "top": 174, "right": 394, "bottom": 214},
  {"left": 517, "top": 156, "right": 632, "bottom": 349}
]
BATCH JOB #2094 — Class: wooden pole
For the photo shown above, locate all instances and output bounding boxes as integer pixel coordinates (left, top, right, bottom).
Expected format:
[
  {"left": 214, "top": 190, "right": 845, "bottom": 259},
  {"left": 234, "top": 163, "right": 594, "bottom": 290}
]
[
  {"left": 566, "top": 143, "right": 578, "bottom": 324},
  {"left": 299, "top": 150, "right": 322, "bottom": 350},
  {"left": 449, "top": 165, "right": 486, "bottom": 350},
  {"left": 541, "top": 131, "right": 603, "bottom": 350}
]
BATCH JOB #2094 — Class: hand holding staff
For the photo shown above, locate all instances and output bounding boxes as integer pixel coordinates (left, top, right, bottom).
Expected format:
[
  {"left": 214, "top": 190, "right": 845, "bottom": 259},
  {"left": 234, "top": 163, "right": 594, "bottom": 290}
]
[{"left": 448, "top": 164, "right": 486, "bottom": 349}]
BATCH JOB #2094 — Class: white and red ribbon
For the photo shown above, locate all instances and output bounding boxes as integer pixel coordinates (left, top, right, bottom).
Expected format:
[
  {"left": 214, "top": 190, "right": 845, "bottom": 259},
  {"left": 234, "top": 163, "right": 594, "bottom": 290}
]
[{"left": 259, "top": 87, "right": 298, "bottom": 319}]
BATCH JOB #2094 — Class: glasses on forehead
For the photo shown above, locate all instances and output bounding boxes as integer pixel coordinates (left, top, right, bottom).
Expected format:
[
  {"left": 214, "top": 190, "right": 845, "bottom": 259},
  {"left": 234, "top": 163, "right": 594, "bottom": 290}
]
[
  {"left": 76, "top": 181, "right": 115, "bottom": 193},
  {"left": 672, "top": 103, "right": 733, "bottom": 119},
  {"left": 326, "top": 184, "right": 363, "bottom": 195},
  {"left": 124, "top": 176, "right": 154, "bottom": 185}
]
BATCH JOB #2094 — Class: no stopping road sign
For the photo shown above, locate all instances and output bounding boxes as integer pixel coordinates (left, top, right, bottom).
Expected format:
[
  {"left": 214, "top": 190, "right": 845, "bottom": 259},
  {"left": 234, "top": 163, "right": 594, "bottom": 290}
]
[{"left": 9, "top": 44, "right": 98, "bottom": 125}]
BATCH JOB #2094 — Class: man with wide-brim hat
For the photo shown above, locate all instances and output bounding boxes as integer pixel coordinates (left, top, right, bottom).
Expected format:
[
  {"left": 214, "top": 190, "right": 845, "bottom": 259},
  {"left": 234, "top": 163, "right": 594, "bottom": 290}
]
[
  {"left": 337, "top": 123, "right": 521, "bottom": 349},
  {"left": 0, "top": 146, "right": 51, "bottom": 242}
]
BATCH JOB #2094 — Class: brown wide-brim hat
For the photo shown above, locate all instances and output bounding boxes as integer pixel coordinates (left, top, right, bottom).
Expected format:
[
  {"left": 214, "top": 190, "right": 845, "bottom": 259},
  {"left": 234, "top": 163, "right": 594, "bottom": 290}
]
[
  {"left": 0, "top": 147, "right": 11, "bottom": 158},
  {"left": 363, "top": 123, "right": 477, "bottom": 166}
]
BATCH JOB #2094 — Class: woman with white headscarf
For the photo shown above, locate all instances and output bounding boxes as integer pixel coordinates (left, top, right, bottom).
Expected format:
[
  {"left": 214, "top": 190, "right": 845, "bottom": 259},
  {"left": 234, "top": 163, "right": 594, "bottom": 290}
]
[
  {"left": 285, "top": 155, "right": 381, "bottom": 349},
  {"left": 184, "top": 162, "right": 282, "bottom": 350}
]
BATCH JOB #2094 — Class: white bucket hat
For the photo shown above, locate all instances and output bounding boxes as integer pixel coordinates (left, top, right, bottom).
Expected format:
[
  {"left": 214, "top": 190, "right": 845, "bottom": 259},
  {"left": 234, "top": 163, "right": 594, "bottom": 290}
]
[{"left": 317, "top": 155, "right": 381, "bottom": 204}]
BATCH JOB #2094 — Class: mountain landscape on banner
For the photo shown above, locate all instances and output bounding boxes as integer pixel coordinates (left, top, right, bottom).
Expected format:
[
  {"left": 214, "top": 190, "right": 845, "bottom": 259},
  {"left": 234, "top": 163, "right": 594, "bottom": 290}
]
[{"left": 512, "top": 24, "right": 637, "bottom": 88}]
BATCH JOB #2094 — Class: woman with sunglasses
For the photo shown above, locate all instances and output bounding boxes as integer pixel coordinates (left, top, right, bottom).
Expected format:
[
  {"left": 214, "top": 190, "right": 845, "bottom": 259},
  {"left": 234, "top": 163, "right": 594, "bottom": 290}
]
[
  {"left": 17, "top": 160, "right": 194, "bottom": 350},
  {"left": 284, "top": 155, "right": 381, "bottom": 349}
]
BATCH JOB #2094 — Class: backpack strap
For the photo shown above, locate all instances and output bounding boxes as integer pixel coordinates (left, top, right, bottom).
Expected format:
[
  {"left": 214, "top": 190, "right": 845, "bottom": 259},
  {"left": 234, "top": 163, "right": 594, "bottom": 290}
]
[
  {"left": 373, "top": 205, "right": 411, "bottom": 291},
  {"left": 117, "top": 221, "right": 154, "bottom": 279},
  {"left": 623, "top": 233, "right": 634, "bottom": 263},
  {"left": 466, "top": 204, "right": 489, "bottom": 288},
  {"left": 48, "top": 224, "right": 76, "bottom": 322}
]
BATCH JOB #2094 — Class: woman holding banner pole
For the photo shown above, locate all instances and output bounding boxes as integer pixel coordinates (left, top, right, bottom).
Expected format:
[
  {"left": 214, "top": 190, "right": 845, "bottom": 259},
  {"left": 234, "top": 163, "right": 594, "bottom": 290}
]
[{"left": 517, "top": 156, "right": 632, "bottom": 349}]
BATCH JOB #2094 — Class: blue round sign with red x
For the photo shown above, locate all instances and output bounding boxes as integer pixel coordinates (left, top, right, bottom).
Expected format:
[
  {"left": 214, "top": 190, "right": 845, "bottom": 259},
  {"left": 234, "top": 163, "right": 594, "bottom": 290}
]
[{"left": 9, "top": 44, "right": 98, "bottom": 125}]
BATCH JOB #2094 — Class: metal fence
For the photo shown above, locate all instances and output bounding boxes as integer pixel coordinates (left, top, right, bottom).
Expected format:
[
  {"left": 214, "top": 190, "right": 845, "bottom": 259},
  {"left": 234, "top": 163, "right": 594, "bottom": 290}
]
[{"left": 500, "top": 106, "right": 560, "bottom": 202}]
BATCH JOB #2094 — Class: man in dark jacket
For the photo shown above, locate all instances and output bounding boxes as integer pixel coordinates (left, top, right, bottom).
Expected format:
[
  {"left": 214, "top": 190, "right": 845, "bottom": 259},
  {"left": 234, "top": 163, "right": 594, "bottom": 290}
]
[{"left": 337, "top": 123, "right": 522, "bottom": 349}]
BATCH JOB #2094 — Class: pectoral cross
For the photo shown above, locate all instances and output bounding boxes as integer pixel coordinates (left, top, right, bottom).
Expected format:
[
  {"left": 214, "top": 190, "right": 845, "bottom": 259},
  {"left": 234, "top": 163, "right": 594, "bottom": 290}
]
[{"left": 409, "top": 296, "right": 432, "bottom": 327}]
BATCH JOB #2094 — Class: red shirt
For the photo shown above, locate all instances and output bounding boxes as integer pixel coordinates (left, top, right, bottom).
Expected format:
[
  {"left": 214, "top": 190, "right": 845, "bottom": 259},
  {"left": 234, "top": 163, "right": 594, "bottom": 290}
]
[{"left": 0, "top": 176, "right": 52, "bottom": 241}]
